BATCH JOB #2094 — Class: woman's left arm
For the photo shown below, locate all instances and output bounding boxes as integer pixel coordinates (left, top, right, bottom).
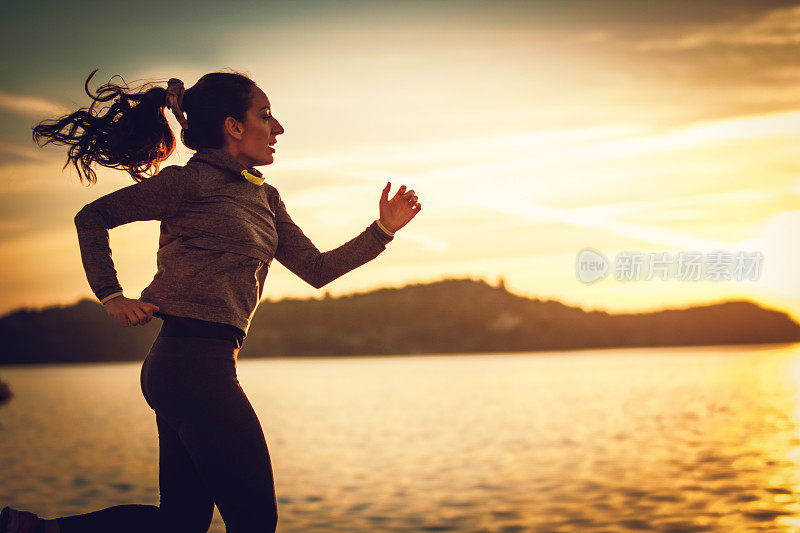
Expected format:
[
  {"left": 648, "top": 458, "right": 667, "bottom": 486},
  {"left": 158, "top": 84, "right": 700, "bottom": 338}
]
[{"left": 273, "top": 181, "right": 421, "bottom": 289}]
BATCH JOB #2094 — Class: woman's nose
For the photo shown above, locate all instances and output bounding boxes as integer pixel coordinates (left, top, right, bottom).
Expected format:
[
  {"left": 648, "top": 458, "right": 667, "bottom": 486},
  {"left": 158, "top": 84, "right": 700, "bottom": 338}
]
[{"left": 271, "top": 118, "right": 284, "bottom": 135}]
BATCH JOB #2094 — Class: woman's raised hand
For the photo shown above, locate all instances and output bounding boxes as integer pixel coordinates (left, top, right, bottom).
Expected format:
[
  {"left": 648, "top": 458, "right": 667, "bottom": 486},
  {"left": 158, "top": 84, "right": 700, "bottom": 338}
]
[
  {"left": 379, "top": 181, "right": 421, "bottom": 234},
  {"left": 103, "top": 295, "right": 160, "bottom": 327}
]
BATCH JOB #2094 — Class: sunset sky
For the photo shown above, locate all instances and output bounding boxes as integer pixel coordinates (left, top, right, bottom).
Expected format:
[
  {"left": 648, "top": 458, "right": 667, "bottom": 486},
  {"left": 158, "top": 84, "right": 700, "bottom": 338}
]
[{"left": 1, "top": 0, "right": 799, "bottom": 322}]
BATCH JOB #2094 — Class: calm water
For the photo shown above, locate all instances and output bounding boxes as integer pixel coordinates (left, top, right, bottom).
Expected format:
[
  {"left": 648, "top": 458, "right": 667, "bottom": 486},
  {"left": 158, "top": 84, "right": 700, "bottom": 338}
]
[{"left": 3, "top": 344, "right": 800, "bottom": 532}]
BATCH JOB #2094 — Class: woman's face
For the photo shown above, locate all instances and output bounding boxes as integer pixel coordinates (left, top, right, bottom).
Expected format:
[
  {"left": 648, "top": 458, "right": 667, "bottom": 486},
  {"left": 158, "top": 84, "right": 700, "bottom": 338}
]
[{"left": 227, "top": 86, "right": 284, "bottom": 168}]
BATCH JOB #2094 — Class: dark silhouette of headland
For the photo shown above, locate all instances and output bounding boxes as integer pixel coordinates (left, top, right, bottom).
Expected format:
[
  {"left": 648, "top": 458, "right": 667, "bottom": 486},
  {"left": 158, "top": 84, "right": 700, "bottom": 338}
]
[{"left": 0, "top": 277, "right": 798, "bottom": 365}]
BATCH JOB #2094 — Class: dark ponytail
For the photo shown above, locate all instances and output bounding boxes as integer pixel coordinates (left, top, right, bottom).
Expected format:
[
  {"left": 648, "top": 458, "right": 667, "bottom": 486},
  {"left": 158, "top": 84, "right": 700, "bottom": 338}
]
[
  {"left": 31, "top": 69, "right": 174, "bottom": 184},
  {"left": 31, "top": 68, "right": 257, "bottom": 185}
]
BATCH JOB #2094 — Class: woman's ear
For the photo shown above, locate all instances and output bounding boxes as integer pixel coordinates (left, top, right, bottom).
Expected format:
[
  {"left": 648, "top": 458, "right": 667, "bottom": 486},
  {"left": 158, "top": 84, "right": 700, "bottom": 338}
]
[{"left": 224, "top": 116, "right": 244, "bottom": 141}]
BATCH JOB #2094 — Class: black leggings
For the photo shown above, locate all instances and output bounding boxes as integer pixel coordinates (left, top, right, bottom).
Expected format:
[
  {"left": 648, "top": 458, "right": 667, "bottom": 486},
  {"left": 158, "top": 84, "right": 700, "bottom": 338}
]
[{"left": 56, "top": 324, "right": 278, "bottom": 533}]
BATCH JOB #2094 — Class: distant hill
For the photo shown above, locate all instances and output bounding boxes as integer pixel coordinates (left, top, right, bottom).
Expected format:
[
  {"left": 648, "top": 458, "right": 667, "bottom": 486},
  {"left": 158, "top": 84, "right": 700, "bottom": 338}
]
[{"left": 1, "top": 277, "right": 799, "bottom": 365}]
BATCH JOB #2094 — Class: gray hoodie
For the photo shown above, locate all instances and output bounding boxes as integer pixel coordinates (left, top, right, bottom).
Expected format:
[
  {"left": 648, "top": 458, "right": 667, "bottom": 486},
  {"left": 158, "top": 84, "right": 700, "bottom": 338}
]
[{"left": 74, "top": 147, "right": 394, "bottom": 336}]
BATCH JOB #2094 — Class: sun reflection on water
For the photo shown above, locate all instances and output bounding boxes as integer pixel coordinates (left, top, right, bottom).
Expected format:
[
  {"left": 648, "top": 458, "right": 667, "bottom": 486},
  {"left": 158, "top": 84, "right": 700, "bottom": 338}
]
[{"left": 4, "top": 346, "right": 800, "bottom": 531}]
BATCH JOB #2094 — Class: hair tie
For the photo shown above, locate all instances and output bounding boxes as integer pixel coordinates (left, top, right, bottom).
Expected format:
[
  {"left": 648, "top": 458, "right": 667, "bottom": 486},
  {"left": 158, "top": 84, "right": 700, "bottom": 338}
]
[{"left": 165, "top": 78, "right": 189, "bottom": 130}]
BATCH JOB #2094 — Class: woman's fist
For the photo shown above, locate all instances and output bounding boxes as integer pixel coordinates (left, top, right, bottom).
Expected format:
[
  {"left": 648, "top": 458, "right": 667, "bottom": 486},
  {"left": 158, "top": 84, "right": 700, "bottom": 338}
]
[{"left": 103, "top": 295, "right": 160, "bottom": 327}]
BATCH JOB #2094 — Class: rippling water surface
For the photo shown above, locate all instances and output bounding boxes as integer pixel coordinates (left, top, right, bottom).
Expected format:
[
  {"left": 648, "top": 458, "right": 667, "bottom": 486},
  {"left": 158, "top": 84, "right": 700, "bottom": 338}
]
[{"left": 3, "top": 344, "right": 800, "bottom": 532}]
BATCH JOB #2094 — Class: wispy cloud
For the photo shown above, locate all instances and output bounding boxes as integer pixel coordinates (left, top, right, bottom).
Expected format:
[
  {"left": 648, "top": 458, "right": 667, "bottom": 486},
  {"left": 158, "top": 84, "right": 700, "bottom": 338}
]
[
  {"left": 278, "top": 125, "right": 645, "bottom": 174},
  {"left": 567, "top": 188, "right": 782, "bottom": 221},
  {"left": 0, "top": 157, "right": 82, "bottom": 194},
  {"left": 423, "top": 109, "right": 800, "bottom": 250},
  {"left": 0, "top": 218, "right": 31, "bottom": 234},
  {"left": 278, "top": 109, "right": 800, "bottom": 186},
  {"left": 637, "top": 5, "right": 800, "bottom": 51},
  {"left": 564, "top": 110, "right": 800, "bottom": 161},
  {"left": 0, "top": 142, "right": 56, "bottom": 163},
  {"left": 460, "top": 194, "right": 729, "bottom": 251},
  {"left": 0, "top": 90, "right": 70, "bottom": 118},
  {"left": 271, "top": 107, "right": 800, "bottom": 259}
]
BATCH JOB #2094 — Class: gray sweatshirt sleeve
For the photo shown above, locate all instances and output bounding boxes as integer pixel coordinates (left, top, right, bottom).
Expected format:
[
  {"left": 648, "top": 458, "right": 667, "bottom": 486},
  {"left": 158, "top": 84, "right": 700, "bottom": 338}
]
[
  {"left": 273, "top": 194, "right": 394, "bottom": 289},
  {"left": 73, "top": 165, "right": 192, "bottom": 302}
]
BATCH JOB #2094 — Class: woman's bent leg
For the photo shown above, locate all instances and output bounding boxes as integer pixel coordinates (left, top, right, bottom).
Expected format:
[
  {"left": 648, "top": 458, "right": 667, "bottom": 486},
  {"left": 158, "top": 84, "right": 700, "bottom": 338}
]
[
  {"left": 177, "top": 378, "right": 278, "bottom": 533},
  {"left": 143, "top": 335, "right": 278, "bottom": 533}
]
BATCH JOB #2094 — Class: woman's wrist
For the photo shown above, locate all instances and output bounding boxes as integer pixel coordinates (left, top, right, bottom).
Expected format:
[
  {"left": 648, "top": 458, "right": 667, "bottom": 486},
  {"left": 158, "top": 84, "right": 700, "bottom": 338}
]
[
  {"left": 375, "top": 218, "right": 395, "bottom": 237},
  {"left": 100, "top": 291, "right": 124, "bottom": 305}
]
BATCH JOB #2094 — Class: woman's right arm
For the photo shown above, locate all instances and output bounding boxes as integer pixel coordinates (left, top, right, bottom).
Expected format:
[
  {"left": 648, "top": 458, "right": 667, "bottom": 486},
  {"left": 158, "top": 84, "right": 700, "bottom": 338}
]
[{"left": 73, "top": 165, "right": 193, "bottom": 325}]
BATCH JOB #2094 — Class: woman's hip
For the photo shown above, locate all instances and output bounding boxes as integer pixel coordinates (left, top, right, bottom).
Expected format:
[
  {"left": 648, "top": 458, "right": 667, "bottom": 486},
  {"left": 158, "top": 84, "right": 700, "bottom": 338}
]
[{"left": 141, "top": 330, "right": 242, "bottom": 416}]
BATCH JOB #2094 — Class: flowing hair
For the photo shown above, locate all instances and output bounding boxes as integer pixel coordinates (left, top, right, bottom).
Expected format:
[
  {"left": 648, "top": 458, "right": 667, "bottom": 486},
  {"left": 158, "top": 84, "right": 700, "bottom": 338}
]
[{"left": 31, "top": 68, "right": 257, "bottom": 184}]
